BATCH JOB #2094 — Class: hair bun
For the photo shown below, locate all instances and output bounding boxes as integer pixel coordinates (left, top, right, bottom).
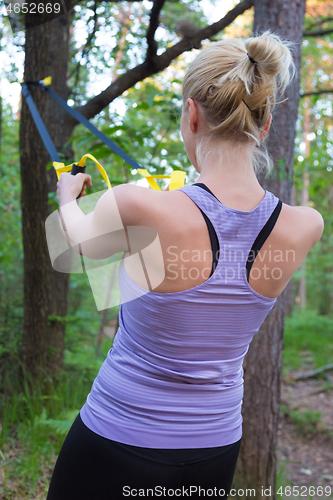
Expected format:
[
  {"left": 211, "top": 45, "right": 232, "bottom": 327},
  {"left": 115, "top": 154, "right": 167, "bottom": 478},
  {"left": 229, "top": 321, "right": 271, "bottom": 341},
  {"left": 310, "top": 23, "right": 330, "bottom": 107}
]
[
  {"left": 181, "top": 29, "right": 296, "bottom": 174},
  {"left": 245, "top": 30, "right": 297, "bottom": 94}
]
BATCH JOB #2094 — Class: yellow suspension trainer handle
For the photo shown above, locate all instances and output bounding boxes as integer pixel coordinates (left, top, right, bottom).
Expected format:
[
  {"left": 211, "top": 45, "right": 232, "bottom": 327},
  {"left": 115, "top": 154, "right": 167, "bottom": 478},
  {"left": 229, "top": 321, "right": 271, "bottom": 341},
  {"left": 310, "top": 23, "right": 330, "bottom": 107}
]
[
  {"left": 53, "top": 153, "right": 112, "bottom": 199},
  {"left": 137, "top": 168, "right": 186, "bottom": 191}
]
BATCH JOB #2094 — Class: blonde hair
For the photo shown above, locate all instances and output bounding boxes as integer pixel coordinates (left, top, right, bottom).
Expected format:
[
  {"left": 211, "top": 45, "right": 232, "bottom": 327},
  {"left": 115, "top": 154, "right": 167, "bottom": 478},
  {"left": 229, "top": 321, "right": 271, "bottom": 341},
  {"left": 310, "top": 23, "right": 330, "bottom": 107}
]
[{"left": 182, "top": 30, "right": 297, "bottom": 174}]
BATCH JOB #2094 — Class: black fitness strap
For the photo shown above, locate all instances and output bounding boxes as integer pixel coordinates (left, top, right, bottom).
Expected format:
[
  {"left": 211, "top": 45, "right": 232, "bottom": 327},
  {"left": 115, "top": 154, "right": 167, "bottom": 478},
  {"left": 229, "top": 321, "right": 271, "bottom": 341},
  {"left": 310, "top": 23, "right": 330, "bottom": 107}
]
[
  {"left": 21, "top": 81, "right": 142, "bottom": 171},
  {"left": 246, "top": 199, "right": 282, "bottom": 280}
]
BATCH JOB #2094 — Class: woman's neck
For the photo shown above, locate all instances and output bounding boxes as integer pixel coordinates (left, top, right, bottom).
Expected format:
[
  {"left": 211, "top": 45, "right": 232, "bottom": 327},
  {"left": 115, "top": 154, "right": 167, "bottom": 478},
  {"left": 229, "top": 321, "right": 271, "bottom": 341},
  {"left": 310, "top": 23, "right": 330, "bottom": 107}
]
[
  {"left": 192, "top": 143, "right": 266, "bottom": 210},
  {"left": 196, "top": 152, "right": 263, "bottom": 191}
]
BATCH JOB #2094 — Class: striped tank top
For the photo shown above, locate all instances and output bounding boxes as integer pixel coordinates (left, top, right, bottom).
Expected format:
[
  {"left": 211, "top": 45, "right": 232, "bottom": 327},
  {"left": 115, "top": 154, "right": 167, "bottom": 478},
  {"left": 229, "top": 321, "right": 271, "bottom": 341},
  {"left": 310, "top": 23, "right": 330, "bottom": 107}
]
[{"left": 80, "top": 184, "right": 281, "bottom": 448}]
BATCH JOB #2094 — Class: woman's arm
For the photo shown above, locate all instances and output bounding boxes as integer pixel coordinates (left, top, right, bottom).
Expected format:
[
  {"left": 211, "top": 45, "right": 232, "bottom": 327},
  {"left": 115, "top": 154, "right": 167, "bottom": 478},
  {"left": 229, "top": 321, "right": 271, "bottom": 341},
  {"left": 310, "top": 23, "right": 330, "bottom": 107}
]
[{"left": 56, "top": 173, "right": 158, "bottom": 260}]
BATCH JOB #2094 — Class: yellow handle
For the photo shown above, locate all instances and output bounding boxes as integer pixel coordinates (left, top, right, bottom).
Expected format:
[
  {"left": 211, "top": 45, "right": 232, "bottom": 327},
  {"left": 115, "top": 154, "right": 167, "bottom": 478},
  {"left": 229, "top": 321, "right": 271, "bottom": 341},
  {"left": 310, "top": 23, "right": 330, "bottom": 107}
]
[
  {"left": 137, "top": 169, "right": 186, "bottom": 191},
  {"left": 42, "top": 76, "right": 52, "bottom": 86},
  {"left": 54, "top": 156, "right": 185, "bottom": 192},
  {"left": 53, "top": 154, "right": 112, "bottom": 190}
]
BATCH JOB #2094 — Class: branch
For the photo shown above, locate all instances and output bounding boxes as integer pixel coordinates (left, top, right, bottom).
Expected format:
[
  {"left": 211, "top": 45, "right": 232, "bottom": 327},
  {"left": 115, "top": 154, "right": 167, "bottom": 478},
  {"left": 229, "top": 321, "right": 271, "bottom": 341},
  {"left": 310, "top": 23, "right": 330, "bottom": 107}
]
[
  {"left": 76, "top": 0, "right": 254, "bottom": 122},
  {"left": 145, "top": 0, "right": 166, "bottom": 62},
  {"left": 284, "top": 363, "right": 333, "bottom": 382},
  {"left": 304, "top": 16, "right": 333, "bottom": 32},
  {"left": 303, "top": 27, "right": 333, "bottom": 37},
  {"left": 312, "top": 16, "right": 333, "bottom": 27},
  {"left": 300, "top": 88, "right": 333, "bottom": 97}
]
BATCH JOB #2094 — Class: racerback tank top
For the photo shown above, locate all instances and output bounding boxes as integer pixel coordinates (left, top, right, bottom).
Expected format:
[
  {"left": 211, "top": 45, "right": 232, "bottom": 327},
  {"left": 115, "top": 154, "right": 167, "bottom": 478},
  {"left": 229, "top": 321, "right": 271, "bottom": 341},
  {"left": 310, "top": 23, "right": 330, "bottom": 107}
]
[{"left": 80, "top": 184, "right": 281, "bottom": 448}]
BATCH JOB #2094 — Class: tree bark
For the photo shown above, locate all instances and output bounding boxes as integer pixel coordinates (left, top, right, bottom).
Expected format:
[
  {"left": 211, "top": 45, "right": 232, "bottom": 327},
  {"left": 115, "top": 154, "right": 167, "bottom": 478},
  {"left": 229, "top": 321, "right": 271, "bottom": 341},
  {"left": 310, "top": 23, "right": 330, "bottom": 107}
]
[
  {"left": 234, "top": 1, "right": 305, "bottom": 498},
  {"left": 44, "top": 10, "right": 74, "bottom": 374},
  {"left": 20, "top": 2, "right": 73, "bottom": 378}
]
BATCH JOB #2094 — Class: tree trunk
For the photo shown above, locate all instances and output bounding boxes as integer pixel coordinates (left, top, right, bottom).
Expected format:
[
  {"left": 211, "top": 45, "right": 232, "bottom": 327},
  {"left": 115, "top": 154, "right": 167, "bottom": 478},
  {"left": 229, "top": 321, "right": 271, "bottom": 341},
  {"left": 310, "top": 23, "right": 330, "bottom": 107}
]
[
  {"left": 234, "top": 1, "right": 305, "bottom": 498},
  {"left": 20, "top": 2, "right": 74, "bottom": 378},
  {"left": 44, "top": 10, "right": 75, "bottom": 374}
]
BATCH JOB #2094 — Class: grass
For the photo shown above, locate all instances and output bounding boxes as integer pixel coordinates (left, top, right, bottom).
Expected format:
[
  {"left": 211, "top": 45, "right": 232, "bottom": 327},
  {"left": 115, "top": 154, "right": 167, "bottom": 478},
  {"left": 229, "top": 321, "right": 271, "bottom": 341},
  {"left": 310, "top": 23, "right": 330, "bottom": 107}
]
[
  {"left": 280, "top": 404, "right": 323, "bottom": 436},
  {"left": 0, "top": 335, "right": 112, "bottom": 499},
  {"left": 282, "top": 309, "right": 333, "bottom": 375},
  {"left": 289, "top": 409, "right": 322, "bottom": 435},
  {"left": 277, "top": 309, "right": 333, "bottom": 498}
]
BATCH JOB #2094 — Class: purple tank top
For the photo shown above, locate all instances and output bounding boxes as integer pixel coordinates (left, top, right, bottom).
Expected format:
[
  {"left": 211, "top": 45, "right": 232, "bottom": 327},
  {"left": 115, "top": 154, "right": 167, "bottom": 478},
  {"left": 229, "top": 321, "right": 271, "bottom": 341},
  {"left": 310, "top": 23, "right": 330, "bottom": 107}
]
[{"left": 80, "top": 185, "right": 280, "bottom": 448}]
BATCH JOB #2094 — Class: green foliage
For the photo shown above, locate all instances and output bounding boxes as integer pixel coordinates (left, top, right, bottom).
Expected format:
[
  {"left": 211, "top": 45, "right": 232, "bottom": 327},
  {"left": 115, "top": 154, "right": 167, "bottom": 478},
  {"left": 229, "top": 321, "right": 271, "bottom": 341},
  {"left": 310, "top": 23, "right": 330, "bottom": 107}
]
[
  {"left": 289, "top": 409, "right": 322, "bottom": 435},
  {"left": 35, "top": 407, "right": 81, "bottom": 436},
  {"left": 0, "top": 330, "right": 112, "bottom": 497},
  {"left": 47, "top": 314, "right": 78, "bottom": 325},
  {"left": 293, "top": 25, "right": 333, "bottom": 314},
  {"left": 282, "top": 310, "right": 333, "bottom": 374},
  {"left": 160, "top": 0, "right": 208, "bottom": 34},
  {"left": 70, "top": 79, "right": 192, "bottom": 193},
  {"left": 0, "top": 102, "right": 23, "bottom": 371}
]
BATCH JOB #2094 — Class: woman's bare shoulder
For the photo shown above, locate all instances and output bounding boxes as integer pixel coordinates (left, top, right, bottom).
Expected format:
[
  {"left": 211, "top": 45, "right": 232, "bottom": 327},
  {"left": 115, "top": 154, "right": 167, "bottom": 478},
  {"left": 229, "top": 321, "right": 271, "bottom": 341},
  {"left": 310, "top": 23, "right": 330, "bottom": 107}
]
[
  {"left": 108, "top": 184, "right": 175, "bottom": 226},
  {"left": 280, "top": 202, "right": 324, "bottom": 248}
]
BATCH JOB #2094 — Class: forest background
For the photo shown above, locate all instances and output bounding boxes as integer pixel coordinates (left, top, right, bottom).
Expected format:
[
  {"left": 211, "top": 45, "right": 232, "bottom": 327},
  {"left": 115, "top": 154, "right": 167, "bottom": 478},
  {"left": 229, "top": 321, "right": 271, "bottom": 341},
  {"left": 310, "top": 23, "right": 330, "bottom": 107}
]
[{"left": 0, "top": 0, "right": 333, "bottom": 498}]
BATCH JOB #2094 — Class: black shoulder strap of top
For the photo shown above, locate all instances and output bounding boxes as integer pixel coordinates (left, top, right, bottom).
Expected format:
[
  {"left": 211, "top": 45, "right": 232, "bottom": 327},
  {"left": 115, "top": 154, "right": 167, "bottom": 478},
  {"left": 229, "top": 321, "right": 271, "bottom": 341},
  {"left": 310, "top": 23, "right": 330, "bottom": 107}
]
[
  {"left": 192, "top": 183, "right": 219, "bottom": 277},
  {"left": 246, "top": 199, "right": 283, "bottom": 281},
  {"left": 198, "top": 208, "right": 219, "bottom": 277},
  {"left": 193, "top": 182, "right": 219, "bottom": 201}
]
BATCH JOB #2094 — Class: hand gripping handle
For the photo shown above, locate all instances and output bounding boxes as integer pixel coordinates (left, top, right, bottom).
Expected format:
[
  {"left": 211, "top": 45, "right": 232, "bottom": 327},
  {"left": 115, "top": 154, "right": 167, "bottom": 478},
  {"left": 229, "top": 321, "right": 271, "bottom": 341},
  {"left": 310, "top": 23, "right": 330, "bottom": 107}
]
[{"left": 70, "top": 163, "right": 87, "bottom": 200}]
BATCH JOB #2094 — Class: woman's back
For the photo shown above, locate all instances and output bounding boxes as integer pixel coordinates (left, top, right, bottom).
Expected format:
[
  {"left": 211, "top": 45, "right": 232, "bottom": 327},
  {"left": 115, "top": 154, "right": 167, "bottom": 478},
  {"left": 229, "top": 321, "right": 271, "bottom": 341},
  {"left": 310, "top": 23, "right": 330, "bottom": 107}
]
[
  {"left": 80, "top": 183, "right": 320, "bottom": 449},
  {"left": 113, "top": 180, "right": 324, "bottom": 300}
]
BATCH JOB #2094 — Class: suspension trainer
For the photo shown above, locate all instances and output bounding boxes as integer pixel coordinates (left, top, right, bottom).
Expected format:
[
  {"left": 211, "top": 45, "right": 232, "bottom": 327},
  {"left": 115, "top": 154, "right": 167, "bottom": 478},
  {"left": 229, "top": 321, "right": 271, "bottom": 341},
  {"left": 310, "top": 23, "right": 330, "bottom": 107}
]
[{"left": 21, "top": 77, "right": 186, "bottom": 193}]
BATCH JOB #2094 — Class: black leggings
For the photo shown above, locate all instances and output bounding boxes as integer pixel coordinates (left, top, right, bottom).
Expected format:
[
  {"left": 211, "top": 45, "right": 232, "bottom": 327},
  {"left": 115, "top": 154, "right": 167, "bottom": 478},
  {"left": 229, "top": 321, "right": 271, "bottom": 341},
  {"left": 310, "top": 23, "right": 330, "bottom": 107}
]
[{"left": 47, "top": 414, "right": 241, "bottom": 500}]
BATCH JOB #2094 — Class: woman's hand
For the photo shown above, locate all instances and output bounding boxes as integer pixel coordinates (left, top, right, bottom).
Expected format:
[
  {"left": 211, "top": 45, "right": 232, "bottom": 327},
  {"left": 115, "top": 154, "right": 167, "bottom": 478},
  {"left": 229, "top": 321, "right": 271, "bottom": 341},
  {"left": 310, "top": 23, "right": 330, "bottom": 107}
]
[{"left": 57, "top": 172, "right": 92, "bottom": 206}]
